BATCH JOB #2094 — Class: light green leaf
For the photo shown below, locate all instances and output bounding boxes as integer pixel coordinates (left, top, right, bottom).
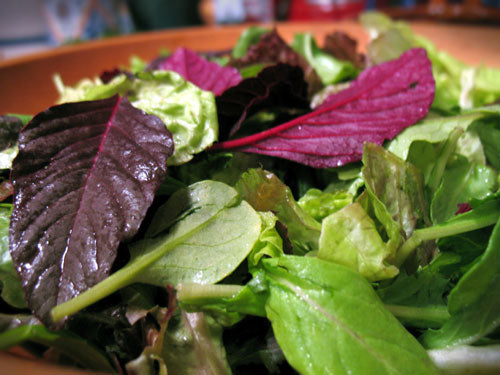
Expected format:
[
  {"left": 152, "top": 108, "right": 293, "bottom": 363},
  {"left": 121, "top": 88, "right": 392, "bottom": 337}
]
[
  {"left": 318, "top": 202, "right": 399, "bottom": 281},
  {"left": 232, "top": 26, "right": 270, "bottom": 58},
  {"left": 131, "top": 180, "right": 261, "bottom": 286},
  {"left": 291, "top": 33, "right": 357, "bottom": 85},
  {"left": 130, "top": 71, "right": 218, "bottom": 165},
  {"left": 387, "top": 110, "right": 496, "bottom": 161},
  {"left": 55, "top": 70, "right": 219, "bottom": 165},
  {"left": 297, "top": 188, "right": 353, "bottom": 222},
  {"left": 263, "top": 256, "right": 439, "bottom": 375}
]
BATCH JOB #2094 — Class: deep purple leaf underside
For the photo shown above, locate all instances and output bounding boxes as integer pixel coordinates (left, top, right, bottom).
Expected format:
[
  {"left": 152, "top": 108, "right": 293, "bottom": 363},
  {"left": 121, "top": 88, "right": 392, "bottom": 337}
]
[
  {"left": 9, "top": 95, "right": 174, "bottom": 324},
  {"left": 216, "top": 63, "right": 309, "bottom": 140},
  {"left": 159, "top": 47, "right": 242, "bottom": 95},
  {"left": 211, "top": 48, "right": 435, "bottom": 168}
]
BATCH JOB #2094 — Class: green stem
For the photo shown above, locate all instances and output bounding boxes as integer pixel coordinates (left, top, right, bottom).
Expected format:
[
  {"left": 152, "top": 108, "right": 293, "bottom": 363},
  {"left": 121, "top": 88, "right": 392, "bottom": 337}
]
[
  {"left": 52, "top": 235, "right": 185, "bottom": 323},
  {"left": 385, "top": 304, "right": 450, "bottom": 329},
  {"left": 396, "top": 203, "right": 499, "bottom": 266},
  {"left": 177, "top": 283, "right": 243, "bottom": 304}
]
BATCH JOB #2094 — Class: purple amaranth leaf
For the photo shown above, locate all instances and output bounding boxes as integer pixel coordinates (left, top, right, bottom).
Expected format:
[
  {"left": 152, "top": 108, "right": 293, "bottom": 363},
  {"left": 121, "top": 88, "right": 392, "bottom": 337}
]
[
  {"left": 211, "top": 48, "right": 435, "bottom": 168},
  {"left": 9, "top": 95, "right": 174, "bottom": 325},
  {"left": 216, "top": 63, "right": 309, "bottom": 140},
  {"left": 159, "top": 47, "right": 242, "bottom": 95}
]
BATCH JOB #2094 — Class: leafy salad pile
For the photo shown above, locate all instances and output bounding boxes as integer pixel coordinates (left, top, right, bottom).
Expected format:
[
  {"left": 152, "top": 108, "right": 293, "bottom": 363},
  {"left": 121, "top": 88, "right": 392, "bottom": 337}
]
[{"left": 1, "top": 12, "right": 500, "bottom": 375}]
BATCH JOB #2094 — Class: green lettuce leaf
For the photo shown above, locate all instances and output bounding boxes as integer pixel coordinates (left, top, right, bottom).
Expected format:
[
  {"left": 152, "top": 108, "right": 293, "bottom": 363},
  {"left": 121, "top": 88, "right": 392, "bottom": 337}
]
[
  {"left": 297, "top": 188, "right": 353, "bottom": 222},
  {"left": 318, "top": 202, "right": 399, "bottom": 281}
]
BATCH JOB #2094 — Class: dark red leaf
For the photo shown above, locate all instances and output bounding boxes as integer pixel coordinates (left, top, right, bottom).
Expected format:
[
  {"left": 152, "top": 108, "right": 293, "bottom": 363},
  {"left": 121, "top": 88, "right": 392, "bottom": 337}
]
[
  {"left": 9, "top": 95, "right": 174, "bottom": 325},
  {"left": 159, "top": 47, "right": 242, "bottom": 95},
  {"left": 0, "top": 180, "right": 13, "bottom": 201},
  {"left": 230, "top": 29, "right": 322, "bottom": 95},
  {"left": 455, "top": 202, "right": 472, "bottom": 215},
  {"left": 211, "top": 48, "right": 435, "bottom": 168},
  {"left": 323, "top": 31, "right": 366, "bottom": 69},
  {"left": 216, "top": 63, "right": 309, "bottom": 140}
]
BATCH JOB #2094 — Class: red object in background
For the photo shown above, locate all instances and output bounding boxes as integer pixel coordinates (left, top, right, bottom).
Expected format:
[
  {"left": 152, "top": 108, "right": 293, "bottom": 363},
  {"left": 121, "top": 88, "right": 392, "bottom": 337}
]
[{"left": 288, "top": 0, "right": 365, "bottom": 20}]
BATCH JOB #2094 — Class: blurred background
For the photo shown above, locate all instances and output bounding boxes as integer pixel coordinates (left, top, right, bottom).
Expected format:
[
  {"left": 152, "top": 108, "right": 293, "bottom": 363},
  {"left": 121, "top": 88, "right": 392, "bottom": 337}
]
[{"left": 1, "top": 0, "right": 499, "bottom": 60}]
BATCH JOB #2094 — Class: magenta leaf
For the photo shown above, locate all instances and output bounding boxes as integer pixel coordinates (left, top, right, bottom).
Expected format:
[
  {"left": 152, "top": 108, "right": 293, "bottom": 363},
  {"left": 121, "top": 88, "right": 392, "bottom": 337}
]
[
  {"left": 216, "top": 63, "right": 309, "bottom": 140},
  {"left": 211, "top": 48, "right": 435, "bottom": 168},
  {"left": 9, "top": 95, "right": 174, "bottom": 325},
  {"left": 159, "top": 47, "right": 242, "bottom": 95}
]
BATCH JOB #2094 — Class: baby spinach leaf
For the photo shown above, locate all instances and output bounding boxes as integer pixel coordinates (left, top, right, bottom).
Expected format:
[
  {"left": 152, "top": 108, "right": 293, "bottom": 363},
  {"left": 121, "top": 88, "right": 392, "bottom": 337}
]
[
  {"left": 10, "top": 96, "right": 174, "bottom": 325},
  {"left": 0, "top": 204, "right": 25, "bottom": 309},
  {"left": 420, "top": 274, "right": 500, "bottom": 349},
  {"left": 51, "top": 181, "right": 261, "bottom": 322},
  {"left": 130, "top": 181, "right": 261, "bottom": 287},
  {"left": 262, "top": 256, "right": 439, "bottom": 375},
  {"left": 470, "top": 118, "right": 500, "bottom": 170},
  {"left": 447, "top": 216, "right": 500, "bottom": 315}
]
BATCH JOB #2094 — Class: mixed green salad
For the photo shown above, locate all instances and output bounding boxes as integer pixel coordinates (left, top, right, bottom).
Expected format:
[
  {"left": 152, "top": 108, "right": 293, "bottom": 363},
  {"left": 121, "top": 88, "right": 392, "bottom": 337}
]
[{"left": 1, "top": 12, "right": 500, "bottom": 375}]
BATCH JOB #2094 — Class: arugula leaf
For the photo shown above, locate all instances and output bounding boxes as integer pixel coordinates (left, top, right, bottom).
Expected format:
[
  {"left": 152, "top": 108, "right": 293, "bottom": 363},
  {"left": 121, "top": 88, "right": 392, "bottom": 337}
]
[
  {"left": 10, "top": 96, "right": 173, "bottom": 325},
  {"left": 470, "top": 118, "right": 500, "bottom": 170},
  {"left": 262, "top": 256, "right": 439, "bottom": 375},
  {"left": 420, "top": 274, "right": 500, "bottom": 349}
]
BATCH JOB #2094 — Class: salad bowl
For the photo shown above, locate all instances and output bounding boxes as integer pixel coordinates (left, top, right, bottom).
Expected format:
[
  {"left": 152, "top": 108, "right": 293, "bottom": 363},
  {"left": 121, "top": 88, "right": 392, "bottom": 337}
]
[
  {"left": 1, "top": 17, "right": 500, "bottom": 375},
  {"left": 1, "top": 20, "right": 500, "bottom": 115}
]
